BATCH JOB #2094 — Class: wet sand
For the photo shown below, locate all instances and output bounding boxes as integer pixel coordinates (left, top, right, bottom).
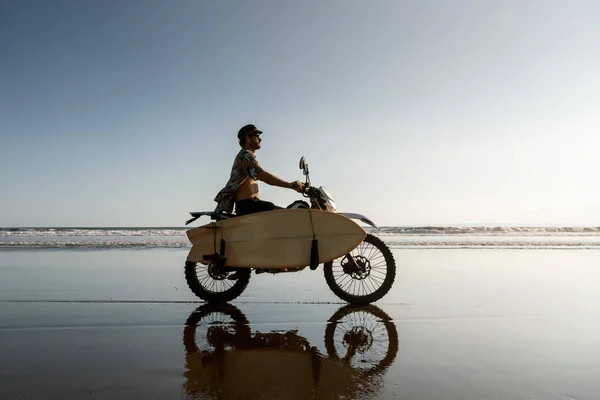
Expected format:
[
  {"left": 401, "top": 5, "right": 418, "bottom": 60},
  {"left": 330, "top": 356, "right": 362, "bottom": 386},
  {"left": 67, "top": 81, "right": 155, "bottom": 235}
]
[{"left": 1, "top": 248, "right": 599, "bottom": 399}]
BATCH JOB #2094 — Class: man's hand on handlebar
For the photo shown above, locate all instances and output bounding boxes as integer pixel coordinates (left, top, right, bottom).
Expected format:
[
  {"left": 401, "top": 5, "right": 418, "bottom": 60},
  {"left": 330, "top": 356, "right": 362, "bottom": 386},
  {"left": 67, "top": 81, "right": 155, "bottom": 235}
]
[{"left": 290, "top": 180, "right": 305, "bottom": 193}]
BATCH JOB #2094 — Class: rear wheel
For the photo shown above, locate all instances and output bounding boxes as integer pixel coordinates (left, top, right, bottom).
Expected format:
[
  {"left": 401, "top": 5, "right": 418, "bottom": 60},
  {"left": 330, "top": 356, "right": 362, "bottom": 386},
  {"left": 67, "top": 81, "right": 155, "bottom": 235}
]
[
  {"left": 184, "top": 261, "right": 251, "bottom": 304},
  {"left": 183, "top": 303, "right": 251, "bottom": 354},
  {"left": 323, "top": 234, "right": 395, "bottom": 304}
]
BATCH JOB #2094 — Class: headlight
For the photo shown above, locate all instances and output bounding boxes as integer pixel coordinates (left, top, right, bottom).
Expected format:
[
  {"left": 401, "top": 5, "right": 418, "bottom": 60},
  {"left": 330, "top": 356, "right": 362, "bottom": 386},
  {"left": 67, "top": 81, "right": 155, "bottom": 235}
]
[
  {"left": 319, "top": 186, "right": 336, "bottom": 212},
  {"left": 320, "top": 186, "right": 335, "bottom": 202}
]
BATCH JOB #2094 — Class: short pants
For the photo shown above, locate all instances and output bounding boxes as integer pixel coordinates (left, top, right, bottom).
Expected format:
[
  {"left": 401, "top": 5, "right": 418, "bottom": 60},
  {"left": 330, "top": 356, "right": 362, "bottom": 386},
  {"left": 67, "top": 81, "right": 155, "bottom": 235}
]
[{"left": 235, "top": 197, "right": 282, "bottom": 216}]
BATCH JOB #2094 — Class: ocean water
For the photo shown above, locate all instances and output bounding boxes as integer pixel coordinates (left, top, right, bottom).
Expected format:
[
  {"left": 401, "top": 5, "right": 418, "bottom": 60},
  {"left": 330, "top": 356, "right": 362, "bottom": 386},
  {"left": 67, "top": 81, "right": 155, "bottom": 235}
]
[{"left": 1, "top": 226, "right": 600, "bottom": 250}]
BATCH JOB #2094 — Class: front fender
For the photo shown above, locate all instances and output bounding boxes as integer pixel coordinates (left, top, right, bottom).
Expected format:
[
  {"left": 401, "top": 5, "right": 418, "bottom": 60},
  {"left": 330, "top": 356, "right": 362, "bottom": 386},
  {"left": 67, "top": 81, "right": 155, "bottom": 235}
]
[{"left": 337, "top": 213, "right": 379, "bottom": 229}]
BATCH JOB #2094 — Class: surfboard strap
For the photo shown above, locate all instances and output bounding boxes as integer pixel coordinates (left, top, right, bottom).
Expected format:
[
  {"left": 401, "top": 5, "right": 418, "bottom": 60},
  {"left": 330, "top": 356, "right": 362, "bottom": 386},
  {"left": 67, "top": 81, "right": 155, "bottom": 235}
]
[
  {"left": 203, "top": 221, "right": 227, "bottom": 268},
  {"left": 307, "top": 209, "right": 319, "bottom": 270},
  {"left": 217, "top": 219, "right": 227, "bottom": 267},
  {"left": 211, "top": 222, "right": 217, "bottom": 253}
]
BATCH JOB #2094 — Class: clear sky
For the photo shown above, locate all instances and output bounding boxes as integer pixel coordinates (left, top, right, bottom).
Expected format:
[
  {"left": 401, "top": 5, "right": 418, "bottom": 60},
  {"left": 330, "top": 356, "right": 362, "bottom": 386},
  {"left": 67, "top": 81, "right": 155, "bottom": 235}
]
[{"left": 2, "top": 1, "right": 599, "bottom": 227}]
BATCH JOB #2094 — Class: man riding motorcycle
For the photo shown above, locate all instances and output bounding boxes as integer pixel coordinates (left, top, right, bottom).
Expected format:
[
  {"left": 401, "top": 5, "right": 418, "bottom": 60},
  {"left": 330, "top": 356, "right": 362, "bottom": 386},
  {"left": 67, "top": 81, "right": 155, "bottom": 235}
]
[{"left": 213, "top": 124, "right": 304, "bottom": 216}]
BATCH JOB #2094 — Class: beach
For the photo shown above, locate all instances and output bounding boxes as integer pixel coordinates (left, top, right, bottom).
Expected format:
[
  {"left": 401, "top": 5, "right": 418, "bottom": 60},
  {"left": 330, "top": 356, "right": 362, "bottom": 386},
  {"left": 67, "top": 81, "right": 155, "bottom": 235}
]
[
  {"left": 1, "top": 243, "right": 600, "bottom": 399},
  {"left": 5, "top": 0, "right": 600, "bottom": 397}
]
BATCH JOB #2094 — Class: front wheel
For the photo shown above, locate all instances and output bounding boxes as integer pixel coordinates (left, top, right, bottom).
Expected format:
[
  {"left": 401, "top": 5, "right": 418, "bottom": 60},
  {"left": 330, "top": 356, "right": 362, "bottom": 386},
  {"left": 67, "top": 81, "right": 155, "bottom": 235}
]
[
  {"left": 325, "top": 304, "right": 398, "bottom": 375},
  {"left": 323, "top": 234, "right": 396, "bottom": 304},
  {"left": 184, "top": 261, "right": 251, "bottom": 304}
]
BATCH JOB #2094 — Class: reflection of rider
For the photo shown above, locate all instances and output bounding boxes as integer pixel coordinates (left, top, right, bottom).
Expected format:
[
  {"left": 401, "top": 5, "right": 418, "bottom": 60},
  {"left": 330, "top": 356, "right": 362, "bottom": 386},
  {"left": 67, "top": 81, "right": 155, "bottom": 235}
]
[{"left": 213, "top": 124, "right": 304, "bottom": 216}]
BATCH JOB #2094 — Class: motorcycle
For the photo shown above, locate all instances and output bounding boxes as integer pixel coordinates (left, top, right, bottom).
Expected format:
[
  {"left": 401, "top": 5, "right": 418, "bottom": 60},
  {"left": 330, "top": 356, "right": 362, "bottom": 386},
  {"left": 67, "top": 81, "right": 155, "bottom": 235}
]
[
  {"left": 184, "top": 157, "right": 396, "bottom": 304},
  {"left": 182, "top": 303, "right": 399, "bottom": 399}
]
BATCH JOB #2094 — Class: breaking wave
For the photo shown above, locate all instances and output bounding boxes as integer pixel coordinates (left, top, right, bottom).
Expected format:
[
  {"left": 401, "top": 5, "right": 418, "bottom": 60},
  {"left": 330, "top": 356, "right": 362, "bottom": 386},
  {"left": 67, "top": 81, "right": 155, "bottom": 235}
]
[
  {"left": 374, "top": 226, "right": 600, "bottom": 236},
  {"left": 1, "top": 226, "right": 600, "bottom": 250}
]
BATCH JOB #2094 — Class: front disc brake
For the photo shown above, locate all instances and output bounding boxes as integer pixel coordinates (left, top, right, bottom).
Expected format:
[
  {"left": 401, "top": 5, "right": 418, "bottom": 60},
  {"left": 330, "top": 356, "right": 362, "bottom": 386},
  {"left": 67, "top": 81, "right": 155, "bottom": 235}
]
[{"left": 341, "top": 255, "right": 371, "bottom": 279}]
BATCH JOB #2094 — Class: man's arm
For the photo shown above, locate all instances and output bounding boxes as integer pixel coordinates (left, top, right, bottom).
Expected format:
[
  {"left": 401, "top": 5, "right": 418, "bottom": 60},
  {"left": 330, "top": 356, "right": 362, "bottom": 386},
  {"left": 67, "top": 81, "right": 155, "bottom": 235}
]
[{"left": 256, "top": 170, "right": 303, "bottom": 191}]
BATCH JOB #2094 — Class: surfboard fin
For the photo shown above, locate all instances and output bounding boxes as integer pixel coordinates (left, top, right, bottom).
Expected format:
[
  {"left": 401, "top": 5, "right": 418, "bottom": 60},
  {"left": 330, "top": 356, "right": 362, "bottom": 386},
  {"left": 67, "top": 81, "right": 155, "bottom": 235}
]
[{"left": 310, "top": 239, "right": 319, "bottom": 270}]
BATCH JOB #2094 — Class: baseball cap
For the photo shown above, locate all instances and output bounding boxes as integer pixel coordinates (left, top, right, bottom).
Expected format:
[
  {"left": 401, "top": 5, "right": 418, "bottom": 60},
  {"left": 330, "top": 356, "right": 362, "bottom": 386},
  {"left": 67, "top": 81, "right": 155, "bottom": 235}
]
[{"left": 237, "top": 124, "right": 263, "bottom": 140}]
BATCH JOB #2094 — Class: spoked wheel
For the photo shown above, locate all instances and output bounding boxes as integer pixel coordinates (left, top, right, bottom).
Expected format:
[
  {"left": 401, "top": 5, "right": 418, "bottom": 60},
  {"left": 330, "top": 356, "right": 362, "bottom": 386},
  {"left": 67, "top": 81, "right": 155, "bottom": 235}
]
[
  {"left": 184, "top": 261, "right": 251, "bottom": 304},
  {"left": 324, "top": 304, "right": 398, "bottom": 375},
  {"left": 183, "top": 303, "right": 251, "bottom": 354},
  {"left": 323, "top": 234, "right": 396, "bottom": 304}
]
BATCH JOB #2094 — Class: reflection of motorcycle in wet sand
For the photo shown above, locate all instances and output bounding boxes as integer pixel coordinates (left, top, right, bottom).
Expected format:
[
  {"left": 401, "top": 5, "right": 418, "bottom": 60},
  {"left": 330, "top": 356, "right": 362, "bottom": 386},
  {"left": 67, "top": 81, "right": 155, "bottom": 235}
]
[{"left": 182, "top": 304, "right": 398, "bottom": 399}]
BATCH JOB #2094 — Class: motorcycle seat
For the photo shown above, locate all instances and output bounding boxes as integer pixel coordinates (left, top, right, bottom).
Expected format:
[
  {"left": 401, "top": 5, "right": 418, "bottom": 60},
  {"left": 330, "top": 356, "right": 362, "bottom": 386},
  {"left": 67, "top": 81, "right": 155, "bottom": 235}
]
[{"left": 211, "top": 212, "right": 235, "bottom": 221}]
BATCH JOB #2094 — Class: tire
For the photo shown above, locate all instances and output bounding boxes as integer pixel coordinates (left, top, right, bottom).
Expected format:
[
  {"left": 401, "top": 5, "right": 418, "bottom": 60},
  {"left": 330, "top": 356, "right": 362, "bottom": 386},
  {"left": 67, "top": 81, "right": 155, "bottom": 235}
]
[
  {"left": 185, "top": 261, "right": 251, "bottom": 304},
  {"left": 324, "top": 304, "right": 398, "bottom": 375},
  {"left": 323, "top": 233, "right": 396, "bottom": 304}
]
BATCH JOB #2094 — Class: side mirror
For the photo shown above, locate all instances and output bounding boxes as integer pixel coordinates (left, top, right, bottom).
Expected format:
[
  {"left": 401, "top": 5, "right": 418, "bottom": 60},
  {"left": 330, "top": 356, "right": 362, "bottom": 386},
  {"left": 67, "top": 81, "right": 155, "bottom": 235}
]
[{"left": 299, "top": 157, "right": 309, "bottom": 176}]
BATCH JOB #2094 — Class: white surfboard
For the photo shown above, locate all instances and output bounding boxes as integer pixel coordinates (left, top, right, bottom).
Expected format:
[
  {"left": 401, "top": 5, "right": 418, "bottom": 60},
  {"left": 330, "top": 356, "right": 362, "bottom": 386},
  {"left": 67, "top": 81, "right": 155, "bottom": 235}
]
[{"left": 186, "top": 209, "right": 366, "bottom": 269}]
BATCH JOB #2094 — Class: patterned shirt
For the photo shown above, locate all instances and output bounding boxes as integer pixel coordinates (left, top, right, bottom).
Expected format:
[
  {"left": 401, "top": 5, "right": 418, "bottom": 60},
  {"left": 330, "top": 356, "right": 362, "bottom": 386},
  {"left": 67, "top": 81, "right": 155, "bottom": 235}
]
[{"left": 213, "top": 149, "right": 264, "bottom": 213}]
